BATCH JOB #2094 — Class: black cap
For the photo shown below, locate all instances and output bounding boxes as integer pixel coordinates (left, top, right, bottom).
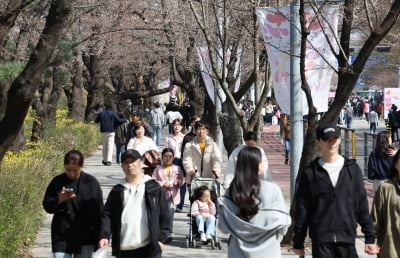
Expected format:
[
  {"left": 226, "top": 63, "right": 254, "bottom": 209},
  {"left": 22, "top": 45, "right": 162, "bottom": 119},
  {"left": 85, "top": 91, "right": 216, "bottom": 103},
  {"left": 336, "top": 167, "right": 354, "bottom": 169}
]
[
  {"left": 316, "top": 123, "right": 340, "bottom": 141},
  {"left": 121, "top": 149, "right": 142, "bottom": 162}
]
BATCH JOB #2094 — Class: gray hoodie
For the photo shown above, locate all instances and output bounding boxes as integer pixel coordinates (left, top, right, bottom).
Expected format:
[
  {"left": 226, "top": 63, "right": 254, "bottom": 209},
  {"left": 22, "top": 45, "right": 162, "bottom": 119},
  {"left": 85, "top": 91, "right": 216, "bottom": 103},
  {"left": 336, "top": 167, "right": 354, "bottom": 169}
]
[
  {"left": 149, "top": 108, "right": 165, "bottom": 126},
  {"left": 218, "top": 181, "right": 291, "bottom": 258}
]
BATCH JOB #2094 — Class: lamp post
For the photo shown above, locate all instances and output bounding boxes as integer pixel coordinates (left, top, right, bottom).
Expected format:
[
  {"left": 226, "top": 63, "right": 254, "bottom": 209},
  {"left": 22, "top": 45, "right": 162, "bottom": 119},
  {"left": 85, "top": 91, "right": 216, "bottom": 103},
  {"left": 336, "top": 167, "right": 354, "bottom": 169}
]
[{"left": 289, "top": 0, "right": 302, "bottom": 201}]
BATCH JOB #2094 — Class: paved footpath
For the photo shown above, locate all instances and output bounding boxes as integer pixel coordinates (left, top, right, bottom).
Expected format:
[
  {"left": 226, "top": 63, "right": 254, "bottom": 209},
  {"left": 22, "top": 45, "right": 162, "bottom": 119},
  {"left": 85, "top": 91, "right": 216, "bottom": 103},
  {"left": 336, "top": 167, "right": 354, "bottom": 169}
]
[{"left": 29, "top": 119, "right": 381, "bottom": 257}]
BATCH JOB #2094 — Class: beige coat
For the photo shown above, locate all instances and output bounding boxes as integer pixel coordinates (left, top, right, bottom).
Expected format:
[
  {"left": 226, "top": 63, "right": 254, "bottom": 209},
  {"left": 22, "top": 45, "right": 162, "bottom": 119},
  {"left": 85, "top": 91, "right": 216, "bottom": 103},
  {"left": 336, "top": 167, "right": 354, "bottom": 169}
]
[
  {"left": 182, "top": 136, "right": 222, "bottom": 184},
  {"left": 371, "top": 176, "right": 400, "bottom": 258}
]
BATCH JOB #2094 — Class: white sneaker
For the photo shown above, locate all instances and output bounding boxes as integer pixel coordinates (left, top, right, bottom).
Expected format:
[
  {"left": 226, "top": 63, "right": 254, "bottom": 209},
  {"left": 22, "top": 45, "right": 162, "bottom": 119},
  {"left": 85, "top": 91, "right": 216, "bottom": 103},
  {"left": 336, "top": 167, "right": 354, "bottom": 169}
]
[
  {"left": 206, "top": 235, "right": 213, "bottom": 240},
  {"left": 200, "top": 232, "right": 206, "bottom": 242}
]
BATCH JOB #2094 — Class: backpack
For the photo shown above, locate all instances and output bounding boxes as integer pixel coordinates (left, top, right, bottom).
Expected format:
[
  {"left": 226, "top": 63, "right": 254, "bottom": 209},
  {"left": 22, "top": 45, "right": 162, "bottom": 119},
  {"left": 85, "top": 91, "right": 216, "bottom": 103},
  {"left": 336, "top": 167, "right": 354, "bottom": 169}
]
[{"left": 142, "top": 150, "right": 161, "bottom": 176}]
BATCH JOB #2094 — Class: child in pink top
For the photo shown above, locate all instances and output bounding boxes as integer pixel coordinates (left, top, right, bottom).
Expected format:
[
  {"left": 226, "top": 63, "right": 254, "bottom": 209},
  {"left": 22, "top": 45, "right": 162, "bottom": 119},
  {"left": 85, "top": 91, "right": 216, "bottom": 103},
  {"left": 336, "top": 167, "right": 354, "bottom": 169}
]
[
  {"left": 152, "top": 148, "right": 184, "bottom": 241},
  {"left": 191, "top": 185, "right": 216, "bottom": 242}
]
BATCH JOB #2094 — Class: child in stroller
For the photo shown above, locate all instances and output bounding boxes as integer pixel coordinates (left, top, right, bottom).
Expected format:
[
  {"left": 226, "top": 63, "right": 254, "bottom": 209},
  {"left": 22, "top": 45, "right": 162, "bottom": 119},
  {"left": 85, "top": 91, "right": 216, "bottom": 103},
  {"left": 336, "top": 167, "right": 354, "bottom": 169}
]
[
  {"left": 191, "top": 185, "right": 216, "bottom": 242},
  {"left": 186, "top": 177, "right": 222, "bottom": 249}
]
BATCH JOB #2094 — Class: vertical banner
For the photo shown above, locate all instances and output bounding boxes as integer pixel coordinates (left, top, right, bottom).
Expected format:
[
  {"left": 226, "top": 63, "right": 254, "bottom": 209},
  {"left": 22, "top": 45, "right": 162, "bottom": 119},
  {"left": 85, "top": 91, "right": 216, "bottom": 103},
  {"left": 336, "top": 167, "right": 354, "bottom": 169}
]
[
  {"left": 197, "top": 47, "right": 217, "bottom": 104},
  {"left": 197, "top": 47, "right": 242, "bottom": 105},
  {"left": 256, "top": 5, "right": 339, "bottom": 115},
  {"left": 384, "top": 88, "right": 400, "bottom": 119}
]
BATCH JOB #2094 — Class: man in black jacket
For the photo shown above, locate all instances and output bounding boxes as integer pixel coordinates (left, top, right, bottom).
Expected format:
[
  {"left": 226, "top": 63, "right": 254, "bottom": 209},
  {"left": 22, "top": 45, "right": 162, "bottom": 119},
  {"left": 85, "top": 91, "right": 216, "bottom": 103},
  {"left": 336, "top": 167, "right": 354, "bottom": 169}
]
[
  {"left": 98, "top": 149, "right": 170, "bottom": 258},
  {"left": 292, "top": 123, "right": 379, "bottom": 257}
]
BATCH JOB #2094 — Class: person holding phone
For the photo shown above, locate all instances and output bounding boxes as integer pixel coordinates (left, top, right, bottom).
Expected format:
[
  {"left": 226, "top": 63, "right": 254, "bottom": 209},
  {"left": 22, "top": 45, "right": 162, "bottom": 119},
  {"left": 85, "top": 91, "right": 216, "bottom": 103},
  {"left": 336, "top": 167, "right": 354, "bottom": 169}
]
[{"left": 43, "top": 150, "right": 104, "bottom": 258}]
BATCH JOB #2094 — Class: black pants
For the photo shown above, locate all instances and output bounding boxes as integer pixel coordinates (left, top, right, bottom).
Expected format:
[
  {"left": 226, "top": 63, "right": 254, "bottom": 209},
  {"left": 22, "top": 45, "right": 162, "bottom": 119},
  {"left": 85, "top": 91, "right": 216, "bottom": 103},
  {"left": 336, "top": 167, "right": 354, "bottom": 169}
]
[
  {"left": 118, "top": 244, "right": 161, "bottom": 258},
  {"left": 312, "top": 242, "right": 358, "bottom": 258}
]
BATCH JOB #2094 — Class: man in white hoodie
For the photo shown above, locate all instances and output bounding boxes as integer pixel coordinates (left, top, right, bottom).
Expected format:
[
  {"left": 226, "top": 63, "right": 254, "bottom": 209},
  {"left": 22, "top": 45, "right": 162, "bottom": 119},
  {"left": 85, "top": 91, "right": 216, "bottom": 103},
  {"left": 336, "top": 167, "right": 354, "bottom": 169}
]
[{"left": 98, "top": 149, "right": 170, "bottom": 257}]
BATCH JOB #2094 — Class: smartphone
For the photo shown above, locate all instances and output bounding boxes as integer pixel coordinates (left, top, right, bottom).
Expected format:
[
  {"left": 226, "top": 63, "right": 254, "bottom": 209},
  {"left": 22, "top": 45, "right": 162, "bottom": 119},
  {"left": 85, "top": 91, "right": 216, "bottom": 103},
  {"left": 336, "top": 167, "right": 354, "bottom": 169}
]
[{"left": 64, "top": 187, "right": 74, "bottom": 193}]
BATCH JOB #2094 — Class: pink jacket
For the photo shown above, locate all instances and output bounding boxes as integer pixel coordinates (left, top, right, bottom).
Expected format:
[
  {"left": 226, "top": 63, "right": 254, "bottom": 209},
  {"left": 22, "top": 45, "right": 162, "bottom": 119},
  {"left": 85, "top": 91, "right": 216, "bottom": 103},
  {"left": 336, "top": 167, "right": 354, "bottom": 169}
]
[
  {"left": 152, "top": 164, "right": 184, "bottom": 205},
  {"left": 363, "top": 102, "right": 370, "bottom": 113},
  {"left": 191, "top": 200, "right": 216, "bottom": 217}
]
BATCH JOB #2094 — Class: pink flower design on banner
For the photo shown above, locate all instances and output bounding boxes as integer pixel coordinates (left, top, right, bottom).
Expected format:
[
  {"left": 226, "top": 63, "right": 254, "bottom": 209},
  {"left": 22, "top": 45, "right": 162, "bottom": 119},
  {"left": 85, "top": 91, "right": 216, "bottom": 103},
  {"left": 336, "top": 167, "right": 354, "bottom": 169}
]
[
  {"left": 263, "top": 12, "right": 289, "bottom": 38},
  {"left": 305, "top": 12, "right": 321, "bottom": 31}
]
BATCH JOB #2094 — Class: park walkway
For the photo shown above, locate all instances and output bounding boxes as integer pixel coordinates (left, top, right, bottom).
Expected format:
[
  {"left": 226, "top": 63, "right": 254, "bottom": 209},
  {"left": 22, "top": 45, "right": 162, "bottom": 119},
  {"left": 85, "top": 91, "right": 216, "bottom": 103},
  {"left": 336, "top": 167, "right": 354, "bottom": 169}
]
[{"left": 29, "top": 119, "right": 379, "bottom": 257}]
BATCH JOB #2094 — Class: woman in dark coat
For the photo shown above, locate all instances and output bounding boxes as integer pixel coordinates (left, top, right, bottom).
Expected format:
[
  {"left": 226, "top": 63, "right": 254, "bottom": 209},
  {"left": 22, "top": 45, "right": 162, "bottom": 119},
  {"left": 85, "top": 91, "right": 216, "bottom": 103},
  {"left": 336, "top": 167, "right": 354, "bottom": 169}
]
[{"left": 43, "top": 150, "right": 103, "bottom": 258}]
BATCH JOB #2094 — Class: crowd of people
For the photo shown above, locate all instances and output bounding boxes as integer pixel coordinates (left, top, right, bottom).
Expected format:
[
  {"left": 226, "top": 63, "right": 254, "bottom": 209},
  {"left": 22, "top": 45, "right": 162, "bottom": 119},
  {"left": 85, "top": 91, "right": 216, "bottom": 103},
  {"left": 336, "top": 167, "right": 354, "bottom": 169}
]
[{"left": 42, "top": 95, "right": 400, "bottom": 258}]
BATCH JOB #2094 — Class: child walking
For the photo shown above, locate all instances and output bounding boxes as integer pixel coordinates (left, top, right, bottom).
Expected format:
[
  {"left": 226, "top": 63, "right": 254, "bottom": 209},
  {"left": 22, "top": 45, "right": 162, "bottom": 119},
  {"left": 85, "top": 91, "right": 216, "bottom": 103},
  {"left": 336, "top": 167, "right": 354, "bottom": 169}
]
[
  {"left": 191, "top": 186, "right": 216, "bottom": 242},
  {"left": 152, "top": 148, "right": 184, "bottom": 242}
]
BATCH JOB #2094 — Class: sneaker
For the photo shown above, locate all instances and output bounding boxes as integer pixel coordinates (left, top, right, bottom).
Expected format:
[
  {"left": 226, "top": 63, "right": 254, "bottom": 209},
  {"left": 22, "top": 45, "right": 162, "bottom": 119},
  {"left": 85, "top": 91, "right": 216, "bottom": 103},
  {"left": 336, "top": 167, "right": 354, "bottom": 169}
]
[
  {"left": 176, "top": 207, "right": 182, "bottom": 212},
  {"left": 206, "top": 235, "right": 213, "bottom": 240},
  {"left": 200, "top": 232, "right": 206, "bottom": 242},
  {"left": 284, "top": 158, "right": 289, "bottom": 165}
]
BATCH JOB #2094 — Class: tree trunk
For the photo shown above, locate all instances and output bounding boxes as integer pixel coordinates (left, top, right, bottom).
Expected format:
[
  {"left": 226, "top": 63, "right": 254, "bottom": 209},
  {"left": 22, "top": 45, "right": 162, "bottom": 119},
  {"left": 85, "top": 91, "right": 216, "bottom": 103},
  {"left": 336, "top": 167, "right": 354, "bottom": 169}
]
[
  {"left": 0, "top": 0, "right": 34, "bottom": 52},
  {"left": 84, "top": 54, "right": 105, "bottom": 121},
  {"left": 0, "top": 0, "right": 76, "bottom": 163},
  {"left": 30, "top": 65, "right": 63, "bottom": 141},
  {"left": 69, "top": 50, "right": 85, "bottom": 122},
  {"left": 31, "top": 89, "right": 47, "bottom": 142},
  {"left": 219, "top": 102, "right": 242, "bottom": 155},
  {"left": 14, "top": 27, "right": 30, "bottom": 61}
]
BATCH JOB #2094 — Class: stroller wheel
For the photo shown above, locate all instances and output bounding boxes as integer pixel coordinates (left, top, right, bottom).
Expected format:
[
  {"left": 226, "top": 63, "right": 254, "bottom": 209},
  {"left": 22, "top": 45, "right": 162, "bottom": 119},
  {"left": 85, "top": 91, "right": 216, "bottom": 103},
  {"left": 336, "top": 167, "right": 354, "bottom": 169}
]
[
  {"left": 193, "top": 238, "right": 197, "bottom": 248},
  {"left": 185, "top": 238, "right": 190, "bottom": 248},
  {"left": 217, "top": 241, "right": 222, "bottom": 250},
  {"left": 210, "top": 239, "right": 215, "bottom": 249}
]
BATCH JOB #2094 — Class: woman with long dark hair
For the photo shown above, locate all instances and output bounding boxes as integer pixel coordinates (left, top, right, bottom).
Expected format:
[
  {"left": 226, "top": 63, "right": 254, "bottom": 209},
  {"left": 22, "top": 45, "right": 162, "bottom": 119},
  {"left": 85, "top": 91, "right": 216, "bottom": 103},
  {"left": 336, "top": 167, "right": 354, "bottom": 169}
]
[
  {"left": 218, "top": 146, "right": 290, "bottom": 258},
  {"left": 371, "top": 149, "right": 400, "bottom": 257},
  {"left": 368, "top": 130, "right": 397, "bottom": 191}
]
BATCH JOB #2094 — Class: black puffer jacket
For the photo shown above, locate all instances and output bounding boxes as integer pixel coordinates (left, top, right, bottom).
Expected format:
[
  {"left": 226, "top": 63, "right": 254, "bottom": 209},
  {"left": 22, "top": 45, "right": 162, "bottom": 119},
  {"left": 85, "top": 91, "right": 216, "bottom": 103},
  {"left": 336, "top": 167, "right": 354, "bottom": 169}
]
[{"left": 293, "top": 158, "right": 375, "bottom": 249}]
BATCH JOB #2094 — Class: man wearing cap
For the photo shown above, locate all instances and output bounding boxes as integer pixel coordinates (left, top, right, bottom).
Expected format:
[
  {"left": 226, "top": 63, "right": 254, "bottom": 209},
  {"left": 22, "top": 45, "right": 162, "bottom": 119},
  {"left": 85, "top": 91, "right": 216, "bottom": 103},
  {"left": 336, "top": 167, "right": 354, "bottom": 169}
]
[
  {"left": 98, "top": 149, "right": 170, "bottom": 257},
  {"left": 292, "top": 123, "right": 379, "bottom": 257}
]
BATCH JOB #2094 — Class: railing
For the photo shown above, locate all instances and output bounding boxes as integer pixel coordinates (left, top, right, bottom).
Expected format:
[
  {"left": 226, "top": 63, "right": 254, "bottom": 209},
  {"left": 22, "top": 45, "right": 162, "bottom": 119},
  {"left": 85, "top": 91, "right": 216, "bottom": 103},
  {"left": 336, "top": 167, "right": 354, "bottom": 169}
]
[
  {"left": 363, "top": 132, "right": 378, "bottom": 177},
  {"left": 338, "top": 126, "right": 380, "bottom": 177},
  {"left": 337, "top": 126, "right": 356, "bottom": 159}
]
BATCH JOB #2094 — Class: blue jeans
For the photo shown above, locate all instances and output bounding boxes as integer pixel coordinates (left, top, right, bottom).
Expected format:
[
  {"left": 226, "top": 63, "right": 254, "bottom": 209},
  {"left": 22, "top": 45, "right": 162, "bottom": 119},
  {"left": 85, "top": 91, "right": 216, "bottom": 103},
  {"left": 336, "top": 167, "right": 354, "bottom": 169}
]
[
  {"left": 176, "top": 183, "right": 186, "bottom": 210},
  {"left": 284, "top": 138, "right": 290, "bottom": 159},
  {"left": 346, "top": 117, "right": 353, "bottom": 128},
  {"left": 168, "top": 123, "right": 174, "bottom": 134},
  {"left": 53, "top": 245, "right": 94, "bottom": 258},
  {"left": 152, "top": 125, "right": 162, "bottom": 146},
  {"left": 195, "top": 215, "right": 215, "bottom": 236},
  {"left": 115, "top": 143, "right": 126, "bottom": 164}
]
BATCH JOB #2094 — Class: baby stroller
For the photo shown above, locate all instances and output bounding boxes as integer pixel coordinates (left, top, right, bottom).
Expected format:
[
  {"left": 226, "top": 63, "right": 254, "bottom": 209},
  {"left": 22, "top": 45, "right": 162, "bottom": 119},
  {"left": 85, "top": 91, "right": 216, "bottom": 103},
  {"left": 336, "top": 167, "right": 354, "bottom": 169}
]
[{"left": 185, "top": 177, "right": 222, "bottom": 249}]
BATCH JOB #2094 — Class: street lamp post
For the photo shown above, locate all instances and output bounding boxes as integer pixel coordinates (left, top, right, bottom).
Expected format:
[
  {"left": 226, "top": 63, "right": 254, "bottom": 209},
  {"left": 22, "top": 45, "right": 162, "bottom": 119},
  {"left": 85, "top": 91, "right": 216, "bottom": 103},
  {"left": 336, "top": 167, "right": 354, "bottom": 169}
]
[{"left": 289, "top": 0, "right": 302, "bottom": 201}]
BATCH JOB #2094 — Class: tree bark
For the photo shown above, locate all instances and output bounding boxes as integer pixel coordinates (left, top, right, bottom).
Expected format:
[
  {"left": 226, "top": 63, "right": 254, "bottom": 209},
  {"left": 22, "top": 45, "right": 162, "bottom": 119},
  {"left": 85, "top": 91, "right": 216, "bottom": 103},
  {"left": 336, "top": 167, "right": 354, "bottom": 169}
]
[
  {"left": 68, "top": 48, "right": 85, "bottom": 122},
  {"left": 84, "top": 53, "right": 105, "bottom": 121},
  {"left": 0, "top": 0, "right": 76, "bottom": 163},
  {"left": 0, "top": 0, "right": 34, "bottom": 52}
]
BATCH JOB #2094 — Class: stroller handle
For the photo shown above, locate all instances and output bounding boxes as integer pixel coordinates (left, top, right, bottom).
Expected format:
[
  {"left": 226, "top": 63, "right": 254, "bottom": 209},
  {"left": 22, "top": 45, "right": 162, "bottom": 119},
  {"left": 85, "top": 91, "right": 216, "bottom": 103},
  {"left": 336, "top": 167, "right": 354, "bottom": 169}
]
[{"left": 212, "top": 170, "right": 218, "bottom": 179}]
